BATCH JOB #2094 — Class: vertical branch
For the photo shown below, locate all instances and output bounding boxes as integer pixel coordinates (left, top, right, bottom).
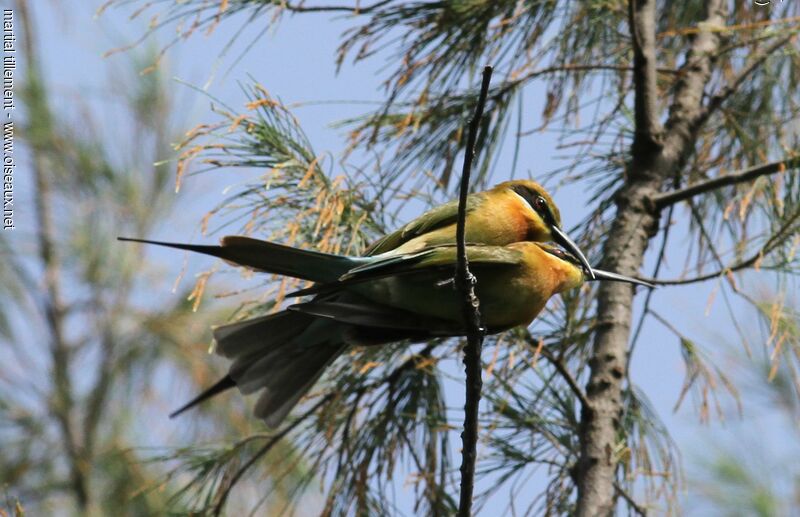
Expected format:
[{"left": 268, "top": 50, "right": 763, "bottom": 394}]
[
  {"left": 456, "top": 65, "right": 493, "bottom": 517},
  {"left": 628, "top": 0, "right": 663, "bottom": 156}
]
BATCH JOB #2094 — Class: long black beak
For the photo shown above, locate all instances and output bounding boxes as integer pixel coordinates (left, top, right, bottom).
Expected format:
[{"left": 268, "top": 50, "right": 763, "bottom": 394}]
[
  {"left": 588, "top": 268, "right": 655, "bottom": 288},
  {"left": 551, "top": 226, "right": 595, "bottom": 280}
]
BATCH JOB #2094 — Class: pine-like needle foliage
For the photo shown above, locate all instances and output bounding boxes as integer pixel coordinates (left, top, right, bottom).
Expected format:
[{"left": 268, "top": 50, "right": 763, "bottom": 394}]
[
  {"left": 104, "top": 0, "right": 800, "bottom": 514},
  {"left": 0, "top": 11, "right": 301, "bottom": 515},
  {"left": 164, "top": 87, "right": 459, "bottom": 515}
]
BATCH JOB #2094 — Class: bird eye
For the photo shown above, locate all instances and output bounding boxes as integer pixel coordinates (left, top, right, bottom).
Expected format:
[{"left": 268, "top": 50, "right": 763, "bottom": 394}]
[{"left": 534, "top": 196, "right": 547, "bottom": 212}]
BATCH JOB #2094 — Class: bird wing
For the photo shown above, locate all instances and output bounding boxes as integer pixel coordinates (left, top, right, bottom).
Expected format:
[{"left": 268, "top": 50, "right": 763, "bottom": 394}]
[
  {"left": 288, "top": 298, "right": 461, "bottom": 334},
  {"left": 363, "top": 195, "right": 484, "bottom": 255},
  {"left": 346, "top": 244, "right": 523, "bottom": 280},
  {"left": 288, "top": 244, "right": 523, "bottom": 298}
]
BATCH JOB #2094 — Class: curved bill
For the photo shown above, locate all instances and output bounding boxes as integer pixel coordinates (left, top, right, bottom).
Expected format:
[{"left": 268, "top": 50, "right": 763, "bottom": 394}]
[
  {"left": 550, "top": 226, "right": 595, "bottom": 280},
  {"left": 588, "top": 268, "right": 655, "bottom": 288}
]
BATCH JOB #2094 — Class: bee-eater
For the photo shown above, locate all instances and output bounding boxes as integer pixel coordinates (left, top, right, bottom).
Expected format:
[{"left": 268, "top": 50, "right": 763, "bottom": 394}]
[
  {"left": 366, "top": 180, "right": 595, "bottom": 278},
  {"left": 119, "top": 236, "right": 649, "bottom": 427}
]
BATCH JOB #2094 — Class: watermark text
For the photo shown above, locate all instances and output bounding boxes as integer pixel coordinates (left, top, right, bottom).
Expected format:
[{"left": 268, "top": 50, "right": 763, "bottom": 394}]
[{"left": 3, "top": 8, "right": 15, "bottom": 230}]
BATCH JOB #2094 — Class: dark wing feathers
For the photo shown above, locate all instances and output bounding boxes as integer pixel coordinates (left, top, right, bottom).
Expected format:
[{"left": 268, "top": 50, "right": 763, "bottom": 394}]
[
  {"left": 289, "top": 299, "right": 461, "bottom": 335},
  {"left": 118, "top": 236, "right": 365, "bottom": 283},
  {"left": 364, "top": 195, "right": 483, "bottom": 255},
  {"left": 287, "top": 244, "right": 523, "bottom": 298}
]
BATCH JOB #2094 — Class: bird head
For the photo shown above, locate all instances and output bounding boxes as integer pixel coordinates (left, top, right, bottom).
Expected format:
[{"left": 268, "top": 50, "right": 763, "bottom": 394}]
[
  {"left": 535, "top": 243, "right": 654, "bottom": 292},
  {"left": 499, "top": 180, "right": 595, "bottom": 279}
]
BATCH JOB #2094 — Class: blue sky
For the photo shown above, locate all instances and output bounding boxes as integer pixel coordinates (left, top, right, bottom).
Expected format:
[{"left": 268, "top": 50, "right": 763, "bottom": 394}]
[{"left": 13, "top": 1, "right": 797, "bottom": 513}]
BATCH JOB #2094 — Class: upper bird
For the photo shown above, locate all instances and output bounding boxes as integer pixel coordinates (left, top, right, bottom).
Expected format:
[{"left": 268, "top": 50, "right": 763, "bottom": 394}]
[{"left": 362, "top": 180, "right": 594, "bottom": 277}]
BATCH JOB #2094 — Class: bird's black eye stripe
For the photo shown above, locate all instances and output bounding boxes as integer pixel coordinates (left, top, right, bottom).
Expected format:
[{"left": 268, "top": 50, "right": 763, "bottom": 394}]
[{"left": 511, "top": 185, "right": 556, "bottom": 226}]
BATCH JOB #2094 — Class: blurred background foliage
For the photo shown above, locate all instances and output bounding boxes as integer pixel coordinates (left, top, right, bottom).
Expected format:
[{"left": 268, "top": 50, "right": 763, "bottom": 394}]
[
  {"left": 687, "top": 301, "right": 800, "bottom": 516},
  {"left": 2, "top": 0, "right": 799, "bottom": 515},
  {"left": 0, "top": 2, "right": 307, "bottom": 515}
]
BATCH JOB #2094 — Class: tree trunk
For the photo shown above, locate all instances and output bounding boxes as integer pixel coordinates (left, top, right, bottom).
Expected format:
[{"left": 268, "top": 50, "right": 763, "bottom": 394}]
[{"left": 575, "top": 0, "right": 726, "bottom": 513}]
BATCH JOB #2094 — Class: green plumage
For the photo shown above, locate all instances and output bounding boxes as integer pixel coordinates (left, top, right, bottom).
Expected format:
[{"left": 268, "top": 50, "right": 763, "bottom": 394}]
[
  {"left": 120, "top": 234, "right": 533, "bottom": 427},
  {"left": 364, "top": 196, "right": 483, "bottom": 255}
]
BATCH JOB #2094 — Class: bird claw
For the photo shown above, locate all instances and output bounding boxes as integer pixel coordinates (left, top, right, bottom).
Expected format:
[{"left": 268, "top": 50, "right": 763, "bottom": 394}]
[
  {"left": 437, "top": 277, "right": 455, "bottom": 288},
  {"left": 439, "top": 272, "right": 478, "bottom": 288}
]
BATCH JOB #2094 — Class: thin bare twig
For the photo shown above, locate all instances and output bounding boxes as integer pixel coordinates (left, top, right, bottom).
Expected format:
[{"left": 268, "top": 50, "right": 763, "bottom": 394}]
[
  {"left": 639, "top": 208, "right": 800, "bottom": 286},
  {"left": 653, "top": 157, "right": 800, "bottom": 208},
  {"left": 538, "top": 347, "right": 590, "bottom": 410},
  {"left": 278, "top": 0, "right": 392, "bottom": 13},
  {"left": 456, "top": 65, "right": 493, "bottom": 517},
  {"left": 614, "top": 481, "right": 648, "bottom": 517}
]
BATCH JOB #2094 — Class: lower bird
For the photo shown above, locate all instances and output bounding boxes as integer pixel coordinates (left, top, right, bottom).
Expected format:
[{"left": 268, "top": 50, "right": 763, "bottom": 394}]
[{"left": 119, "top": 236, "right": 650, "bottom": 427}]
